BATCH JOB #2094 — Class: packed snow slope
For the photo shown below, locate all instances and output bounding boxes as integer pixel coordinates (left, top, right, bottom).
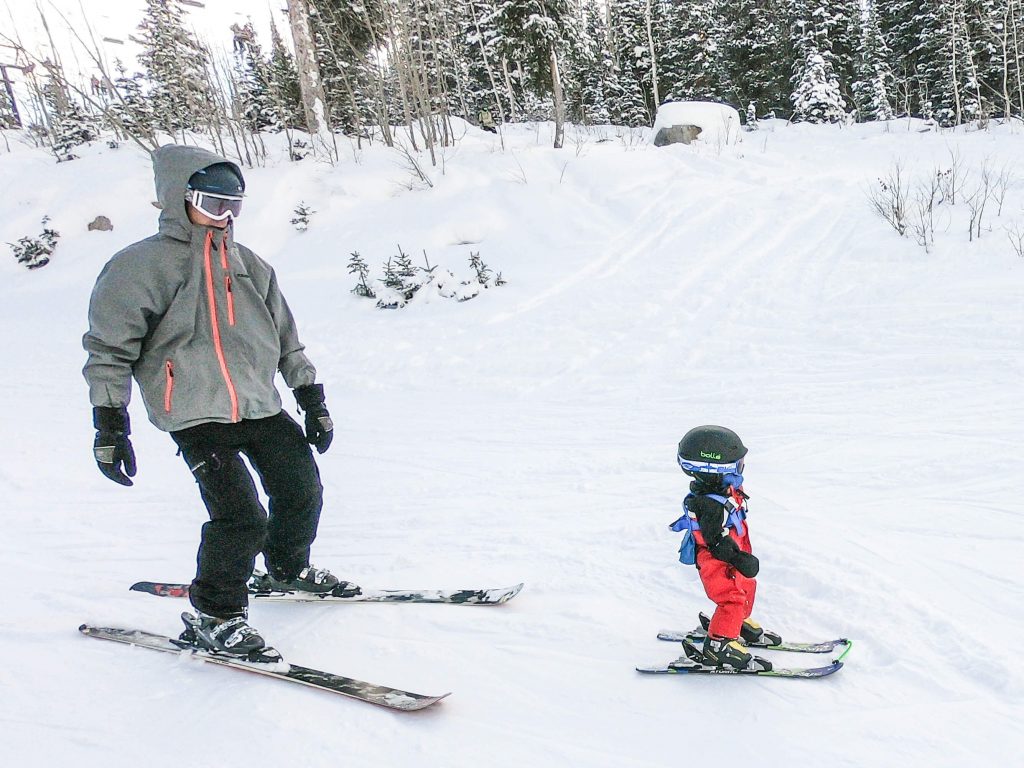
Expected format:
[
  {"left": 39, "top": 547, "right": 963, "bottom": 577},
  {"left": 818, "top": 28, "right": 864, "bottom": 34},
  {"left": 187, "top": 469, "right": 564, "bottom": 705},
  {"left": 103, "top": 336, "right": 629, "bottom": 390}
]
[{"left": 1, "top": 119, "right": 1022, "bottom": 767}]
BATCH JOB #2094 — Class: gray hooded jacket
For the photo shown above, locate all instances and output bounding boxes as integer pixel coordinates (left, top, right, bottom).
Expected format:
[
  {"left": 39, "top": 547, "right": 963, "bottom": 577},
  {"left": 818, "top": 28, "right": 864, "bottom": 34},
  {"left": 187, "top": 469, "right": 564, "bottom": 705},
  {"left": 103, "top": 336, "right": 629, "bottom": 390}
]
[{"left": 83, "top": 145, "right": 316, "bottom": 432}]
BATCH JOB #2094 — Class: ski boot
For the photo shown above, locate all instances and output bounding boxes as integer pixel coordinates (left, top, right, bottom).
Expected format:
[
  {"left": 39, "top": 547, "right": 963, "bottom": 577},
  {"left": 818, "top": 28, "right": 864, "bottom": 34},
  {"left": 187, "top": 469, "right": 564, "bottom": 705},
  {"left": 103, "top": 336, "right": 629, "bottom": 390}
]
[
  {"left": 256, "top": 565, "right": 351, "bottom": 595},
  {"left": 699, "top": 612, "right": 783, "bottom": 647},
  {"left": 702, "top": 636, "right": 754, "bottom": 670},
  {"left": 179, "top": 610, "right": 282, "bottom": 664}
]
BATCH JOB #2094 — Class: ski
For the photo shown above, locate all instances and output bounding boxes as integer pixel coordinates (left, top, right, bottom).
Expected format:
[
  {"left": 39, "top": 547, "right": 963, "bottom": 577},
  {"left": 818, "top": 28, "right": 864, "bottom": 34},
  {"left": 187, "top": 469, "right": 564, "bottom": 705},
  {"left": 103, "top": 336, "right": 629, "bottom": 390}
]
[
  {"left": 79, "top": 624, "right": 450, "bottom": 711},
  {"left": 657, "top": 628, "right": 851, "bottom": 655},
  {"left": 130, "top": 573, "right": 524, "bottom": 605},
  {"left": 636, "top": 658, "right": 843, "bottom": 679}
]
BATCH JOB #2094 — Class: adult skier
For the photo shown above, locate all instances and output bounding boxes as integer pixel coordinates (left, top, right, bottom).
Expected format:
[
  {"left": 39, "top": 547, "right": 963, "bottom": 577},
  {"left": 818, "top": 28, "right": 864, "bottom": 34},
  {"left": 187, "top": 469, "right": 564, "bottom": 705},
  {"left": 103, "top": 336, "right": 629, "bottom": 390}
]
[
  {"left": 671, "top": 425, "right": 774, "bottom": 670},
  {"left": 83, "top": 145, "right": 340, "bottom": 660}
]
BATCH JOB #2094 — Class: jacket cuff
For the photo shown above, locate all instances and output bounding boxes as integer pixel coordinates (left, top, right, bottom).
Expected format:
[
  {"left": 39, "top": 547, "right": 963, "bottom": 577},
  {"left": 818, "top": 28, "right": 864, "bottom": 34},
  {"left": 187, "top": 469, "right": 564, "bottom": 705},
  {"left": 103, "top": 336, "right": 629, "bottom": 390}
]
[
  {"left": 93, "top": 405, "right": 130, "bottom": 434},
  {"left": 293, "top": 383, "right": 325, "bottom": 411}
]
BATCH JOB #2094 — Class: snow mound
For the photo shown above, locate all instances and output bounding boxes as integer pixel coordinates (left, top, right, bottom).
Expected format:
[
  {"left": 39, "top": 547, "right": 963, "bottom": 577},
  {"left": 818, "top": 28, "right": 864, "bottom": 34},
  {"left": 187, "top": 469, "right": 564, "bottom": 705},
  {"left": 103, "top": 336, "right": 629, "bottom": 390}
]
[{"left": 651, "top": 101, "right": 741, "bottom": 147}]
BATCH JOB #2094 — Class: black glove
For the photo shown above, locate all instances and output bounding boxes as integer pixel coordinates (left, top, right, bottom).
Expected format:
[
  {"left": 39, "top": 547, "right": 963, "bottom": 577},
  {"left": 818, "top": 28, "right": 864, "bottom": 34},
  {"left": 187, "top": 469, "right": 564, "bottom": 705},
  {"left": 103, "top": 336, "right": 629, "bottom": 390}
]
[
  {"left": 707, "top": 535, "right": 740, "bottom": 564},
  {"left": 731, "top": 551, "right": 760, "bottom": 579},
  {"left": 93, "top": 406, "right": 137, "bottom": 486},
  {"left": 294, "top": 383, "right": 333, "bottom": 454}
]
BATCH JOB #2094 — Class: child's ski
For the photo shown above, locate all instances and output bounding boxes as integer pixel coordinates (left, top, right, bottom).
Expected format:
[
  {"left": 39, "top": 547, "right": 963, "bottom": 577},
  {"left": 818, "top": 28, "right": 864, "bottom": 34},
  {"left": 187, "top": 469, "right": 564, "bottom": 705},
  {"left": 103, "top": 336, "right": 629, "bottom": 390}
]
[
  {"left": 129, "top": 571, "right": 523, "bottom": 605},
  {"left": 657, "top": 629, "right": 851, "bottom": 655},
  {"left": 636, "top": 658, "right": 843, "bottom": 678},
  {"left": 79, "top": 624, "right": 450, "bottom": 711}
]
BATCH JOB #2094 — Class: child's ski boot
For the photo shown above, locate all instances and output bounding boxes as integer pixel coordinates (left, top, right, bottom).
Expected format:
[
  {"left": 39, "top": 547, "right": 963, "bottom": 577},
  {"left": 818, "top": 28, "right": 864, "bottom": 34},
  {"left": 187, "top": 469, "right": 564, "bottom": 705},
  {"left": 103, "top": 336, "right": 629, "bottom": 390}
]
[
  {"left": 677, "top": 635, "right": 772, "bottom": 671},
  {"left": 698, "top": 612, "right": 783, "bottom": 647},
  {"left": 702, "top": 636, "right": 756, "bottom": 670}
]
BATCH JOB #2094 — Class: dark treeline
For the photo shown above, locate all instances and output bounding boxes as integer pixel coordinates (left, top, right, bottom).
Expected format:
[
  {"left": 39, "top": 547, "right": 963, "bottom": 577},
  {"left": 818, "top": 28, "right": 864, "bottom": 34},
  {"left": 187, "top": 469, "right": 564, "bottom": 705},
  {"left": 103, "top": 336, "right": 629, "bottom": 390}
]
[{"left": 5, "top": 1, "right": 1024, "bottom": 161}]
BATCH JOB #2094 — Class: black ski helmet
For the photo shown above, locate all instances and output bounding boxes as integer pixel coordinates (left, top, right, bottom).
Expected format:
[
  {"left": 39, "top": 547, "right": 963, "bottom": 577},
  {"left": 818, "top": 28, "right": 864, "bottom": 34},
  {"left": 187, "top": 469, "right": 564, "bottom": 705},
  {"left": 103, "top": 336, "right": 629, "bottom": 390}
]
[
  {"left": 187, "top": 162, "right": 245, "bottom": 196},
  {"left": 677, "top": 425, "right": 747, "bottom": 477}
]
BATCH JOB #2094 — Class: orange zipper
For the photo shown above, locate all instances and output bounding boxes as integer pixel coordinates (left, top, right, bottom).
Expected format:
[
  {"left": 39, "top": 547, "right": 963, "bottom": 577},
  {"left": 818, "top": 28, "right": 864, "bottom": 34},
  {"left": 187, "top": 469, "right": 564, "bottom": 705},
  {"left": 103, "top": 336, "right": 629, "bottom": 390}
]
[
  {"left": 164, "top": 360, "right": 174, "bottom": 412},
  {"left": 204, "top": 231, "right": 239, "bottom": 422}
]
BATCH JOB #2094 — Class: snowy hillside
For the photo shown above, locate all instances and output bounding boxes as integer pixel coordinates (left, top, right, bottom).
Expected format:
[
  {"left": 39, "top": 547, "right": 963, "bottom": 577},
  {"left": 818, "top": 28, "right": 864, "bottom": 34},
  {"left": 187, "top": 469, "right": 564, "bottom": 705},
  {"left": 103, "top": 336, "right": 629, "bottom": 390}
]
[{"left": 1, "top": 119, "right": 1022, "bottom": 767}]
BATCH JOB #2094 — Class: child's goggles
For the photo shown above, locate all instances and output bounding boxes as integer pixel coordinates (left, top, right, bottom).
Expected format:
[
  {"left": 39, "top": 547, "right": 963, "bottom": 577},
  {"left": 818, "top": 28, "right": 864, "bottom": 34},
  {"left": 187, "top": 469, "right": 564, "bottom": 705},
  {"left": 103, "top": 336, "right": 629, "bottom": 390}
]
[
  {"left": 187, "top": 189, "right": 243, "bottom": 221},
  {"left": 677, "top": 456, "right": 745, "bottom": 476}
]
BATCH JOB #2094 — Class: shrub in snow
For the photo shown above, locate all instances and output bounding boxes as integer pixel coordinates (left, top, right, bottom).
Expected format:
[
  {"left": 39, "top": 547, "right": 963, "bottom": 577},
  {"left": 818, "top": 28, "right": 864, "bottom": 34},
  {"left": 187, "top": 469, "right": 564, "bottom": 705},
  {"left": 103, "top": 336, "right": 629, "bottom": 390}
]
[
  {"left": 651, "top": 101, "right": 741, "bottom": 148},
  {"left": 744, "top": 102, "right": 759, "bottom": 131},
  {"left": 352, "top": 247, "right": 505, "bottom": 309},
  {"left": 867, "top": 164, "right": 908, "bottom": 237},
  {"left": 8, "top": 216, "right": 60, "bottom": 270},
  {"left": 291, "top": 202, "right": 315, "bottom": 231}
]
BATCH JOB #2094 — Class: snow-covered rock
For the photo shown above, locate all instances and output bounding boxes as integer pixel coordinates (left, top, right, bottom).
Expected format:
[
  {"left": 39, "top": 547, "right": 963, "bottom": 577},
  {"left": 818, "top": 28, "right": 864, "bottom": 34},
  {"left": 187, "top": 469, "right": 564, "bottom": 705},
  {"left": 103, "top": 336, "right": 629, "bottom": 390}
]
[{"left": 651, "top": 101, "right": 741, "bottom": 147}]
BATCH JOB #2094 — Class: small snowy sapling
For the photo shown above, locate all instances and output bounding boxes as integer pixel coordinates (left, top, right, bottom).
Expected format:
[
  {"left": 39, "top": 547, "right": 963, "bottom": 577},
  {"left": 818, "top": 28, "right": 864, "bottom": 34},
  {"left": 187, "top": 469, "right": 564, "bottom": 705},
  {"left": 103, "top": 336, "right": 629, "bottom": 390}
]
[
  {"left": 8, "top": 216, "right": 60, "bottom": 269},
  {"left": 291, "top": 202, "right": 315, "bottom": 231},
  {"left": 347, "top": 251, "right": 375, "bottom": 298}
]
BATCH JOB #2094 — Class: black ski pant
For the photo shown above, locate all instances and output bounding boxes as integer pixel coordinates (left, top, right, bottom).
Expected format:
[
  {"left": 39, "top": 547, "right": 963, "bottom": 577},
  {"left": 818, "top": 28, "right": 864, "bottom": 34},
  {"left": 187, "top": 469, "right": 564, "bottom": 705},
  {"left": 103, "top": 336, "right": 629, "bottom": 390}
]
[{"left": 170, "top": 411, "right": 324, "bottom": 618}]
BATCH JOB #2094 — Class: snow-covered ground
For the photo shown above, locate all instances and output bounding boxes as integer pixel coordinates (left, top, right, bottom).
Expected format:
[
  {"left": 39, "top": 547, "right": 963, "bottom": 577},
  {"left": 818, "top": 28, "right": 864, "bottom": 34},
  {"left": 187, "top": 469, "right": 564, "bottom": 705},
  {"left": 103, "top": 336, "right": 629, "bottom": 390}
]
[{"left": 1, "top": 118, "right": 1022, "bottom": 767}]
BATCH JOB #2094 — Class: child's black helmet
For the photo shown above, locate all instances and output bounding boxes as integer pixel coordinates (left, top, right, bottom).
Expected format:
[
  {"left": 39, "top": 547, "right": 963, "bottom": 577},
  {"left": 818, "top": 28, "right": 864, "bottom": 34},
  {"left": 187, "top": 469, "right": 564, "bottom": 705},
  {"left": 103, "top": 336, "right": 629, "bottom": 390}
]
[{"left": 677, "top": 425, "right": 747, "bottom": 477}]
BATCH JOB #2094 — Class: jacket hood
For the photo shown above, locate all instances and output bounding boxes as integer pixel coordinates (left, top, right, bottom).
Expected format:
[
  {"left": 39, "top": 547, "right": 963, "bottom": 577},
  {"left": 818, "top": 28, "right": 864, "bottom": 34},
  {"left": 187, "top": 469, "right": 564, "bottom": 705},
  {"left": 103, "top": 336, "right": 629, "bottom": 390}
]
[{"left": 152, "top": 145, "right": 244, "bottom": 241}]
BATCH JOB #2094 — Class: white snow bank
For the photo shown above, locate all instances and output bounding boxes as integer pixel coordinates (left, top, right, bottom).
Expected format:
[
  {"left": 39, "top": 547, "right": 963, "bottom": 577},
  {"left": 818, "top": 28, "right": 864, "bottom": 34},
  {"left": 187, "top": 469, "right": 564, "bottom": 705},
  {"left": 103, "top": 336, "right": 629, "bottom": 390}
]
[{"left": 651, "top": 101, "right": 741, "bottom": 146}]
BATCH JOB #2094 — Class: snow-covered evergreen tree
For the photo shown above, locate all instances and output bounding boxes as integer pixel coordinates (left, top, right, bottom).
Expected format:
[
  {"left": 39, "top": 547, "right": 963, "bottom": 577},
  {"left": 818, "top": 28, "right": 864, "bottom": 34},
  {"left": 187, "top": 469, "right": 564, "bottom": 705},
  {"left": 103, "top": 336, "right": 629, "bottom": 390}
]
[
  {"left": 107, "top": 59, "right": 155, "bottom": 140},
  {"left": 234, "top": 23, "right": 276, "bottom": 132},
  {"left": 657, "top": 0, "right": 729, "bottom": 104},
  {"left": 607, "top": 0, "right": 653, "bottom": 125},
  {"left": 266, "top": 17, "right": 305, "bottom": 130},
  {"left": 489, "top": 1, "right": 580, "bottom": 144},
  {"left": 136, "top": 0, "right": 215, "bottom": 134},
  {"left": 575, "top": 0, "right": 622, "bottom": 123},
  {"left": 41, "top": 65, "right": 97, "bottom": 161},
  {"left": 792, "top": 52, "right": 846, "bottom": 122},
  {"left": 713, "top": 0, "right": 790, "bottom": 115},
  {"left": 852, "top": 1, "right": 895, "bottom": 121},
  {"left": 790, "top": 1, "right": 847, "bottom": 122}
]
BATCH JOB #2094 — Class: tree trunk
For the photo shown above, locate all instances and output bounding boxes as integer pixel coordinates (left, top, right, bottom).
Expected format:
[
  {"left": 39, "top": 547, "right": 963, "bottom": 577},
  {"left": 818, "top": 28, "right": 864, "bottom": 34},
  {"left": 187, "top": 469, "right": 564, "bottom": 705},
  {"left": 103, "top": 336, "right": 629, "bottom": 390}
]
[
  {"left": 286, "top": 0, "right": 327, "bottom": 136},
  {"left": 550, "top": 44, "right": 564, "bottom": 148},
  {"left": 645, "top": 0, "right": 660, "bottom": 111}
]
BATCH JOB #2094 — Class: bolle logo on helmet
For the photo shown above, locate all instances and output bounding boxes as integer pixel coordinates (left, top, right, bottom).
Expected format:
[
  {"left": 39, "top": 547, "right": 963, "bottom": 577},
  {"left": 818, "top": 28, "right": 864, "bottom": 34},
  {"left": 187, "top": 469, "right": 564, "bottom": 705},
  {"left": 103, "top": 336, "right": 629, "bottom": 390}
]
[{"left": 699, "top": 450, "right": 722, "bottom": 460}]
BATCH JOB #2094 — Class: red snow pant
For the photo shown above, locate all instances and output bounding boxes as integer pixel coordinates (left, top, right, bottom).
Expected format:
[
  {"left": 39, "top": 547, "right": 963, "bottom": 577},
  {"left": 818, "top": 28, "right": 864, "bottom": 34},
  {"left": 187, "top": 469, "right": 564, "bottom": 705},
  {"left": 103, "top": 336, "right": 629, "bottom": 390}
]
[{"left": 693, "top": 526, "right": 756, "bottom": 640}]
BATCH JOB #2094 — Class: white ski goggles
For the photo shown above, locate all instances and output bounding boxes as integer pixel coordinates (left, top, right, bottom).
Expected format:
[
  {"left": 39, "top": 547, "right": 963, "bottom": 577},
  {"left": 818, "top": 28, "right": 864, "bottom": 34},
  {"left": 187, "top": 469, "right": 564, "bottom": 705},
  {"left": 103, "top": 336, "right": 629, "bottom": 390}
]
[{"left": 187, "top": 189, "right": 243, "bottom": 221}]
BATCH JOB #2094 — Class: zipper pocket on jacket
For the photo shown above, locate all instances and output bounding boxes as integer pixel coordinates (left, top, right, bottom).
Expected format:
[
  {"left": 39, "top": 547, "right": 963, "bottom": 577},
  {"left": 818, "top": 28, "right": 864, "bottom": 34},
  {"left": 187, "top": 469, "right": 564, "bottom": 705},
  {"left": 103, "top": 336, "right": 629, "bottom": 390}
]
[
  {"left": 164, "top": 360, "right": 175, "bottom": 412},
  {"left": 225, "top": 275, "right": 235, "bottom": 326}
]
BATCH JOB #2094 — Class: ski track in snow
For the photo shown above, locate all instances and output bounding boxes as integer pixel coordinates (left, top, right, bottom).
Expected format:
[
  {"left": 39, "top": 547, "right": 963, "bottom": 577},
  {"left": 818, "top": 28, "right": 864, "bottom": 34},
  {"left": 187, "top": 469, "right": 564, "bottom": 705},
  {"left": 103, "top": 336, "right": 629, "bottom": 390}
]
[{"left": 1, "top": 119, "right": 1022, "bottom": 767}]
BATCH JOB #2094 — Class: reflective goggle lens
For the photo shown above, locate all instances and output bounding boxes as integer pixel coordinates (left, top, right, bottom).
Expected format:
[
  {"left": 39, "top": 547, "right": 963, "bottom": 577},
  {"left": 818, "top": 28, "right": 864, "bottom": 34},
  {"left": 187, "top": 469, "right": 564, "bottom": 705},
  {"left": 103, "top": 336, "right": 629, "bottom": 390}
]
[
  {"left": 677, "top": 455, "right": 745, "bottom": 475},
  {"left": 189, "top": 190, "right": 243, "bottom": 220}
]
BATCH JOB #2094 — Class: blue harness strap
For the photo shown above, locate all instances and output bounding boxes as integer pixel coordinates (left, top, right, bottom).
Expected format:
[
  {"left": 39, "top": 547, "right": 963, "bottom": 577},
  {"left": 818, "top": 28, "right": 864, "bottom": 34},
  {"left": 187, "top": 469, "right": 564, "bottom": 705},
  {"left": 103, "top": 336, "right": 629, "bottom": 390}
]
[{"left": 669, "top": 493, "right": 748, "bottom": 566}]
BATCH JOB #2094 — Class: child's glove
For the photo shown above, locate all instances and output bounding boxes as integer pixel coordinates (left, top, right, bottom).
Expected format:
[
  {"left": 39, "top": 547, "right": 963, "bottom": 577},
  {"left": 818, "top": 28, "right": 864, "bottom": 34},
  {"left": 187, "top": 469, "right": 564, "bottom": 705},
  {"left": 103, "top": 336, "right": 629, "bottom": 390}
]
[{"left": 731, "top": 551, "right": 760, "bottom": 578}]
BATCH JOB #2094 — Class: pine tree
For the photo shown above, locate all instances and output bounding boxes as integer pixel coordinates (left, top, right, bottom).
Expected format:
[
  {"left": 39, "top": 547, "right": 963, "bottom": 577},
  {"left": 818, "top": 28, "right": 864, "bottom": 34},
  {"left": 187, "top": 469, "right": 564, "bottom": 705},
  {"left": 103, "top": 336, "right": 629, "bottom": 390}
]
[
  {"left": 40, "top": 63, "right": 97, "bottom": 161},
  {"left": 107, "top": 59, "right": 155, "bottom": 140},
  {"left": 852, "top": 1, "right": 895, "bottom": 121},
  {"left": 790, "top": 1, "right": 847, "bottom": 122},
  {"left": 607, "top": 0, "right": 654, "bottom": 125},
  {"left": 579, "top": 0, "right": 628, "bottom": 123},
  {"left": 792, "top": 52, "right": 846, "bottom": 122},
  {"left": 489, "top": 1, "right": 580, "bottom": 145},
  {"left": 713, "top": 0, "right": 791, "bottom": 115},
  {"left": 657, "top": 0, "right": 729, "bottom": 105},
  {"left": 267, "top": 17, "right": 305, "bottom": 130},
  {"left": 136, "top": 0, "right": 215, "bottom": 134},
  {"left": 234, "top": 23, "right": 276, "bottom": 131}
]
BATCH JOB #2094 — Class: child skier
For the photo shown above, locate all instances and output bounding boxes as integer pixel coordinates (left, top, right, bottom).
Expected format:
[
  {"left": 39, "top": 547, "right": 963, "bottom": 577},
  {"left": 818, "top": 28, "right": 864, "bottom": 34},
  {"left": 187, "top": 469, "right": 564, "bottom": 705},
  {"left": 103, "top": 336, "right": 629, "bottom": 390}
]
[{"left": 671, "top": 425, "right": 779, "bottom": 670}]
